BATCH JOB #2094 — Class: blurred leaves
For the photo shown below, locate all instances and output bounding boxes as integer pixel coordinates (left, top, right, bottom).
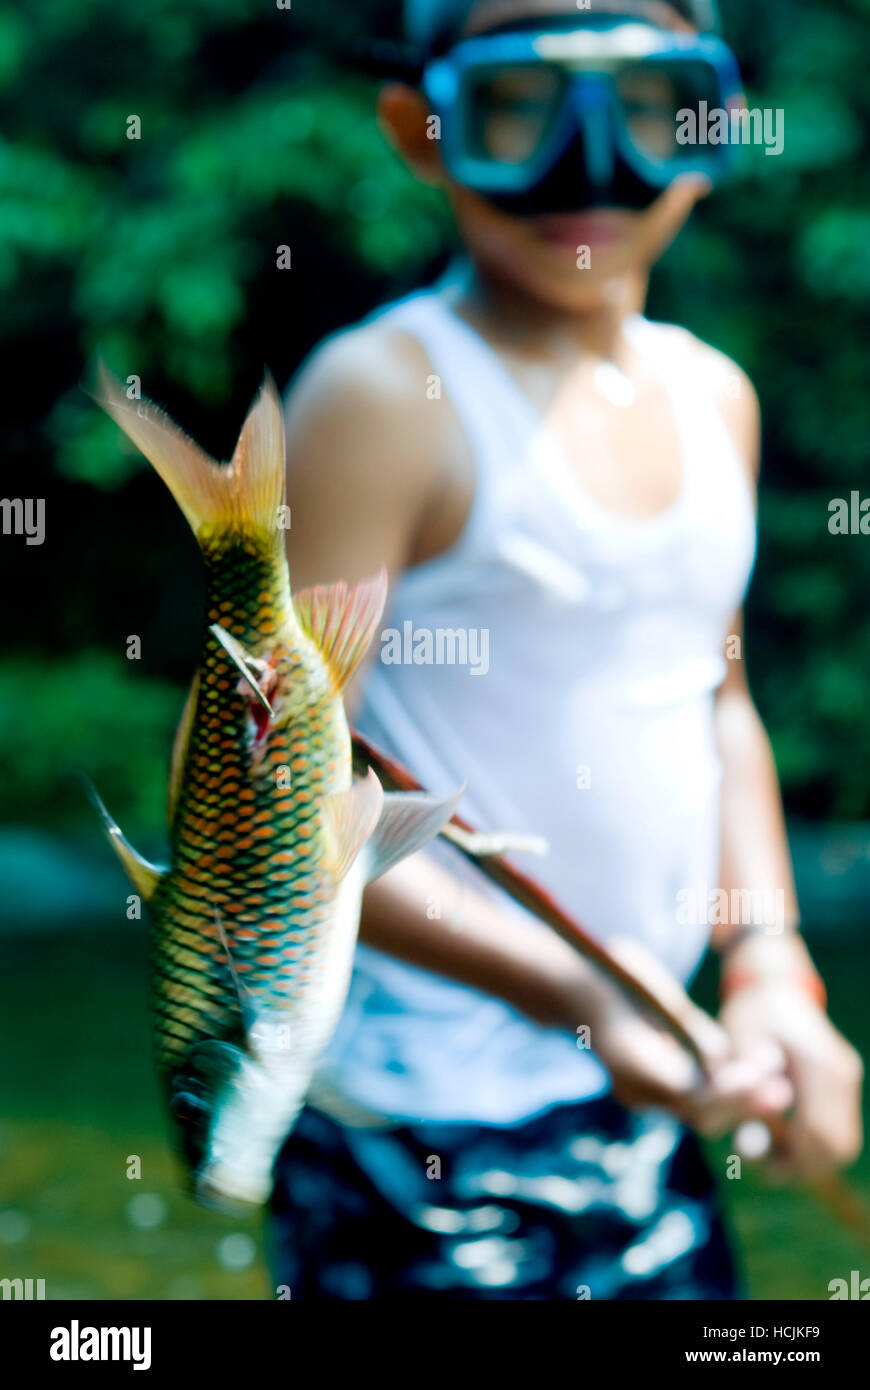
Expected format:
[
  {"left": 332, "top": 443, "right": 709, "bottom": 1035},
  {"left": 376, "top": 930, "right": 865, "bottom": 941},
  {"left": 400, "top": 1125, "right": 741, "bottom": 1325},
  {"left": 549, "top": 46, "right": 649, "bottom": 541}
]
[
  {"left": 652, "top": 0, "right": 870, "bottom": 820},
  {"left": 3, "top": 0, "right": 870, "bottom": 824},
  {"left": 797, "top": 211, "right": 870, "bottom": 302},
  {"left": 0, "top": 0, "right": 449, "bottom": 463},
  {"left": 0, "top": 654, "right": 180, "bottom": 836}
]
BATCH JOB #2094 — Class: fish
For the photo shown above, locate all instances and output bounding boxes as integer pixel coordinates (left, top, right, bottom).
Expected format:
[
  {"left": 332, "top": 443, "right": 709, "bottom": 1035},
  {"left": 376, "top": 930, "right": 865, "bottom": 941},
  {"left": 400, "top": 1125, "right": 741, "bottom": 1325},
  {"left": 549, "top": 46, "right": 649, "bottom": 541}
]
[{"left": 88, "top": 366, "right": 459, "bottom": 1209}]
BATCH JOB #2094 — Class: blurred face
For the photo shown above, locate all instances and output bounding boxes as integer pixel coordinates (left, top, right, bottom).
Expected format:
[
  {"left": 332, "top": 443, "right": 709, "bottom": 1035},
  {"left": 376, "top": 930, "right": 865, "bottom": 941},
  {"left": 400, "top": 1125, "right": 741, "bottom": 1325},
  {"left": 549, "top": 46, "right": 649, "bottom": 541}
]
[{"left": 381, "top": 0, "right": 712, "bottom": 311}]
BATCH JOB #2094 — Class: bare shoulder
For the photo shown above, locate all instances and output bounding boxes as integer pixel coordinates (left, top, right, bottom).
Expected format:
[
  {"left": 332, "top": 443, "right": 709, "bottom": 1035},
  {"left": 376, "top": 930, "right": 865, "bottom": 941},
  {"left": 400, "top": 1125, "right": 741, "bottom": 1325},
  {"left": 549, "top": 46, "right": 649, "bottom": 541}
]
[
  {"left": 285, "top": 316, "right": 442, "bottom": 490},
  {"left": 653, "top": 322, "right": 761, "bottom": 486},
  {"left": 282, "top": 310, "right": 469, "bottom": 585},
  {"left": 289, "top": 315, "right": 436, "bottom": 415}
]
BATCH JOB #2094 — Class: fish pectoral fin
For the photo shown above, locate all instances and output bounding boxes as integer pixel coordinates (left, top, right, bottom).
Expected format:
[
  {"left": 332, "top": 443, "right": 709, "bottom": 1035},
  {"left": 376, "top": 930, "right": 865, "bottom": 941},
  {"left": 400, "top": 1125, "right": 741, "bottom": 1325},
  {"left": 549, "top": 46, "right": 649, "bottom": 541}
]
[
  {"left": 86, "top": 781, "right": 165, "bottom": 901},
  {"left": 441, "top": 824, "right": 549, "bottom": 858},
  {"left": 213, "top": 907, "right": 259, "bottom": 1036},
  {"left": 366, "top": 787, "right": 464, "bottom": 884},
  {"left": 322, "top": 768, "right": 384, "bottom": 883},
  {"left": 209, "top": 623, "right": 274, "bottom": 715},
  {"left": 292, "top": 569, "right": 388, "bottom": 693},
  {"left": 213, "top": 910, "right": 292, "bottom": 1058}
]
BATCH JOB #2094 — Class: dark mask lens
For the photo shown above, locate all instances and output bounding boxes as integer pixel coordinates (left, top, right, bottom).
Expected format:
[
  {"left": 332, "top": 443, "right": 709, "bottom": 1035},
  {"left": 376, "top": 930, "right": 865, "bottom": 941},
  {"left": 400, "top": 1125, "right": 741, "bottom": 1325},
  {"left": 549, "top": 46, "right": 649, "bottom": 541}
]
[
  {"left": 615, "top": 59, "right": 720, "bottom": 165},
  {"left": 464, "top": 63, "right": 567, "bottom": 166}
]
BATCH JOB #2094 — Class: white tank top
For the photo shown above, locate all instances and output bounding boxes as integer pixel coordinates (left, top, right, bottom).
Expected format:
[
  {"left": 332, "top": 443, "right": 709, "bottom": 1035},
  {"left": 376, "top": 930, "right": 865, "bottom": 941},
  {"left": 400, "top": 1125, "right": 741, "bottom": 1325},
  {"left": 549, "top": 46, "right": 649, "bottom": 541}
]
[{"left": 313, "top": 288, "right": 757, "bottom": 1126}]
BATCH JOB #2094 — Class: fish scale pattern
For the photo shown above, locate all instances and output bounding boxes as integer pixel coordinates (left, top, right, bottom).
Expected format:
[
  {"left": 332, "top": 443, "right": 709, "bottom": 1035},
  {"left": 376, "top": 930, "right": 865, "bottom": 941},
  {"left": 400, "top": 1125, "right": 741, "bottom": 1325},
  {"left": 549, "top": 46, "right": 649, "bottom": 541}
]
[{"left": 149, "top": 529, "right": 350, "bottom": 1075}]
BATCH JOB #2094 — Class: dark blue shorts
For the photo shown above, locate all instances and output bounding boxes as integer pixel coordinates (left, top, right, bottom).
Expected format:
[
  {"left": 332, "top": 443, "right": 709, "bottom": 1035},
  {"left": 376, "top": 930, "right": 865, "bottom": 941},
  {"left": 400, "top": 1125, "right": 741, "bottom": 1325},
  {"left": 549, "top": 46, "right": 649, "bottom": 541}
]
[{"left": 269, "top": 1096, "right": 740, "bottom": 1300}]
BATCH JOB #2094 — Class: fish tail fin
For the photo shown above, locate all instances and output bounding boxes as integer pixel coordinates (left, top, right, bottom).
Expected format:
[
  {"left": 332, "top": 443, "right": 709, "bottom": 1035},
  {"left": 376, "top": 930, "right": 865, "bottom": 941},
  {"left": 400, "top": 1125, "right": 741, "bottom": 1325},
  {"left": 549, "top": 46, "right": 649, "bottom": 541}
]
[{"left": 89, "top": 362, "right": 285, "bottom": 544}]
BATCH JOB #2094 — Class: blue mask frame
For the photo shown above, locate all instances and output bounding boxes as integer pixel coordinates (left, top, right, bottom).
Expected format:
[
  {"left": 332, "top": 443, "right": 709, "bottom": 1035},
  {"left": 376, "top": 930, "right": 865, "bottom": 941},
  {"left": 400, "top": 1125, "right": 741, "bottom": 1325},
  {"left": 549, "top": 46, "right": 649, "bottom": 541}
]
[{"left": 423, "top": 20, "right": 744, "bottom": 199}]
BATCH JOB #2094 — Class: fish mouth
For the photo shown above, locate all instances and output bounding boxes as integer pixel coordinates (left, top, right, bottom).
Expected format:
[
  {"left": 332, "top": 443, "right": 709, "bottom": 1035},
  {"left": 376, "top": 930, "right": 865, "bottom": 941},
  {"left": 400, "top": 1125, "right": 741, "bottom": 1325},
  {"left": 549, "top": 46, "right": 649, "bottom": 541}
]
[
  {"left": 169, "top": 1045, "right": 276, "bottom": 1209},
  {"left": 186, "top": 1046, "right": 294, "bottom": 1212},
  {"left": 171, "top": 1036, "right": 304, "bottom": 1213}
]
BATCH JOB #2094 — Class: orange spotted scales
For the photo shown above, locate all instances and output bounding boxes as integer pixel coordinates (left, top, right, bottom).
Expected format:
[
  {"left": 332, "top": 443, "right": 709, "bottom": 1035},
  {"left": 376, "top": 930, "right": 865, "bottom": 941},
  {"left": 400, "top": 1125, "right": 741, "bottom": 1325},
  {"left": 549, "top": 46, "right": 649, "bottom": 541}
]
[{"left": 89, "top": 367, "right": 458, "bottom": 1209}]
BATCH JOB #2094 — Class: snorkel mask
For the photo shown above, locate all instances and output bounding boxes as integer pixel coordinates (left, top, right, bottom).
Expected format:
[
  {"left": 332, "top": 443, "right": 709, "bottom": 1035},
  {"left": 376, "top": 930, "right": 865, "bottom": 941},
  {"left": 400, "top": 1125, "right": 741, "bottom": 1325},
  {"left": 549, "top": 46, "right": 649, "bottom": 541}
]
[{"left": 422, "top": 15, "right": 743, "bottom": 215}]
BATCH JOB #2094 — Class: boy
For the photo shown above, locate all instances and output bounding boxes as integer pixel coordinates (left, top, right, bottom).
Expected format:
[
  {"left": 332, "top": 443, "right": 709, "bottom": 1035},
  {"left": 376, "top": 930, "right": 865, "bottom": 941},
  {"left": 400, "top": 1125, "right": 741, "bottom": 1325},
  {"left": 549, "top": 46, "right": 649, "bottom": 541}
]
[{"left": 270, "top": 0, "right": 862, "bottom": 1299}]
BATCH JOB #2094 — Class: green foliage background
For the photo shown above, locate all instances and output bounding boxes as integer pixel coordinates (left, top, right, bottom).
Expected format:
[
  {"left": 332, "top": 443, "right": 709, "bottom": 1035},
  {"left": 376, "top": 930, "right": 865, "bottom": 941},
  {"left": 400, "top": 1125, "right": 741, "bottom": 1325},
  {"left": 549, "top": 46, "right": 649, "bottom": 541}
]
[{"left": 2, "top": 0, "right": 869, "bottom": 836}]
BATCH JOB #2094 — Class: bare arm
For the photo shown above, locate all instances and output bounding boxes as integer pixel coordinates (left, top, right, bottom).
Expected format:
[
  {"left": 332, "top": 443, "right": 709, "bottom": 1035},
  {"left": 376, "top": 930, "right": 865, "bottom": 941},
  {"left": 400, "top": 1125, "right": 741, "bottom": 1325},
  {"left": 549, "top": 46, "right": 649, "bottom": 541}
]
[
  {"left": 715, "top": 634, "right": 863, "bottom": 1174},
  {"left": 713, "top": 612, "right": 800, "bottom": 949},
  {"left": 706, "top": 356, "right": 799, "bottom": 947},
  {"left": 705, "top": 352, "right": 863, "bottom": 1174}
]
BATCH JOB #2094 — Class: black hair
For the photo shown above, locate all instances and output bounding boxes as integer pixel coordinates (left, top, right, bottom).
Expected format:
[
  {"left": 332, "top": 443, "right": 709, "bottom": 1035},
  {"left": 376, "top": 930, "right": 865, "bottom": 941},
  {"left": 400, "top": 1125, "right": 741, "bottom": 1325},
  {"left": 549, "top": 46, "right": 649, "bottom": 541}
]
[{"left": 405, "top": 1, "right": 721, "bottom": 58}]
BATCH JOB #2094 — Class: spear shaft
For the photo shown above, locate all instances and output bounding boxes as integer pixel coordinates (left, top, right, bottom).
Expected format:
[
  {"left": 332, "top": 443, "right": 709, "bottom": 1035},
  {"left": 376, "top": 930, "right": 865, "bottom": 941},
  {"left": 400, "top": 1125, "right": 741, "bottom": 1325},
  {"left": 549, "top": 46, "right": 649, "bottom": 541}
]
[{"left": 352, "top": 730, "right": 708, "bottom": 1062}]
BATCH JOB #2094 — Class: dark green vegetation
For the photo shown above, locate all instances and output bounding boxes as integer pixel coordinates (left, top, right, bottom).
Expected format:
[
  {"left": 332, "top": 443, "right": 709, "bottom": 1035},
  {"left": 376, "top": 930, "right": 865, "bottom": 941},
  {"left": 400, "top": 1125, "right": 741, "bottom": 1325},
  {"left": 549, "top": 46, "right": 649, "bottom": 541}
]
[{"left": 2, "top": 0, "right": 870, "bottom": 836}]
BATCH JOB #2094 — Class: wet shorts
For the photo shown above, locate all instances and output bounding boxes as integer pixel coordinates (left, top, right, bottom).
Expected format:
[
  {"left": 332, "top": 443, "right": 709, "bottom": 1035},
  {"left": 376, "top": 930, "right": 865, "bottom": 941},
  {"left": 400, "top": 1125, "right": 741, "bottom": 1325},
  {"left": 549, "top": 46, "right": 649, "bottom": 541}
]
[{"left": 269, "top": 1095, "right": 740, "bottom": 1300}]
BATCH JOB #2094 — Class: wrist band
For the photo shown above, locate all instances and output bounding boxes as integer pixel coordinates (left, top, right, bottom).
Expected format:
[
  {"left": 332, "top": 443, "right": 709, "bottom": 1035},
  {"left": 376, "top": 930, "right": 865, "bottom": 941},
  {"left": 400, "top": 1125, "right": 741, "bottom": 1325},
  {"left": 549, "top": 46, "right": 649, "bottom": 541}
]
[
  {"left": 719, "top": 966, "right": 827, "bottom": 1010},
  {"left": 718, "top": 923, "right": 769, "bottom": 957}
]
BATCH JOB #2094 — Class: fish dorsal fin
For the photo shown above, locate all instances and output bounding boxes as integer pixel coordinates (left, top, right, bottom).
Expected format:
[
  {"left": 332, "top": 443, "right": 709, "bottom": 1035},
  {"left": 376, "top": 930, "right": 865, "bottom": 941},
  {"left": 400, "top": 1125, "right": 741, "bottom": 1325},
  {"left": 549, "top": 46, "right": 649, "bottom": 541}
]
[
  {"left": 293, "top": 569, "right": 388, "bottom": 693},
  {"left": 322, "top": 769, "right": 384, "bottom": 883},
  {"left": 366, "top": 788, "right": 463, "bottom": 884},
  {"left": 87, "top": 782, "right": 165, "bottom": 901},
  {"left": 168, "top": 672, "right": 199, "bottom": 827}
]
